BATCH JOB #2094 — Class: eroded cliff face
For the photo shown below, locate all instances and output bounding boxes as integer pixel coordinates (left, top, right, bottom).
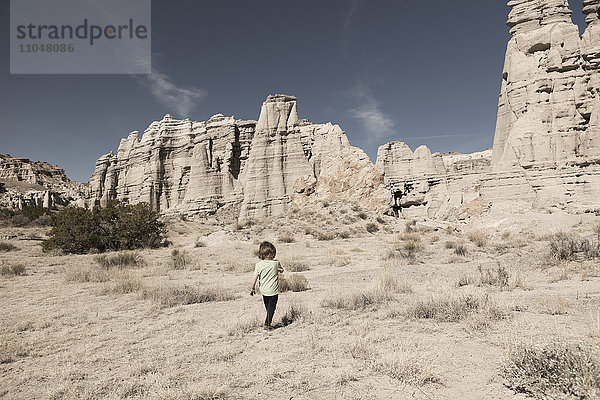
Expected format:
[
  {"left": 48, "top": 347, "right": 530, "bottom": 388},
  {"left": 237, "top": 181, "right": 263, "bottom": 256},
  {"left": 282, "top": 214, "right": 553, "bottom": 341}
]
[
  {"left": 89, "top": 113, "right": 255, "bottom": 216},
  {"left": 375, "top": 0, "right": 600, "bottom": 220},
  {"left": 493, "top": 0, "right": 600, "bottom": 168},
  {"left": 0, "top": 154, "right": 87, "bottom": 209},
  {"left": 89, "top": 95, "right": 387, "bottom": 220}
]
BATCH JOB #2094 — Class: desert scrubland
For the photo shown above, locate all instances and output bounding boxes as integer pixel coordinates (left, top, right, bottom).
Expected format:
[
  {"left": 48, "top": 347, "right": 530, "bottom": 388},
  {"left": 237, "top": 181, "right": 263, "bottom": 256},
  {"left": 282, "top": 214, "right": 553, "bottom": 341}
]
[{"left": 1, "top": 205, "right": 599, "bottom": 400}]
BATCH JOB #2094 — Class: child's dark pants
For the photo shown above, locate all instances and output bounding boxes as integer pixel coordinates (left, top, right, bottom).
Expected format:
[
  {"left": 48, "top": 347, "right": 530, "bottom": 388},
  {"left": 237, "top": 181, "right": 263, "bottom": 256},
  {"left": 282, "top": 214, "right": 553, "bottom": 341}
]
[{"left": 262, "top": 294, "right": 278, "bottom": 326}]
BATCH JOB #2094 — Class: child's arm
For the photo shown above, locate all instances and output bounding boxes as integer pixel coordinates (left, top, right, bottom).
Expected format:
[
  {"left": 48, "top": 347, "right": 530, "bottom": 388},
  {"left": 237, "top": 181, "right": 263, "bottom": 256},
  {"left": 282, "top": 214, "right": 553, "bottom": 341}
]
[
  {"left": 278, "top": 261, "right": 284, "bottom": 273},
  {"left": 250, "top": 275, "right": 258, "bottom": 296}
]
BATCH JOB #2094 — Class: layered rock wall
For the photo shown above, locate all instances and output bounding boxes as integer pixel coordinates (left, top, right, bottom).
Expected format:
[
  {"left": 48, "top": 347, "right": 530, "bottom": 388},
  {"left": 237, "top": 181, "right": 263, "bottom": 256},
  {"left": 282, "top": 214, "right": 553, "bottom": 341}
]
[
  {"left": 89, "top": 95, "right": 387, "bottom": 219},
  {"left": 0, "top": 154, "right": 86, "bottom": 209},
  {"left": 493, "top": 0, "right": 600, "bottom": 168}
]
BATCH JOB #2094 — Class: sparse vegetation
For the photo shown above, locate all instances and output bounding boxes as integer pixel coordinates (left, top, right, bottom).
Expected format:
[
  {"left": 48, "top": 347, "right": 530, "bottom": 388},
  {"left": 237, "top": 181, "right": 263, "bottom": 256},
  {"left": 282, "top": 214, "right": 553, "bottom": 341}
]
[
  {"left": 278, "top": 233, "right": 295, "bottom": 243},
  {"left": 407, "top": 294, "right": 506, "bottom": 322},
  {"left": 366, "top": 222, "right": 379, "bottom": 233},
  {"left": 279, "top": 273, "right": 309, "bottom": 292},
  {"left": 454, "top": 244, "right": 467, "bottom": 256},
  {"left": 141, "top": 284, "right": 235, "bottom": 308},
  {"left": 322, "top": 290, "right": 391, "bottom": 310},
  {"left": 170, "top": 249, "right": 191, "bottom": 270},
  {"left": 357, "top": 212, "right": 368, "bottom": 220},
  {"left": 549, "top": 232, "right": 600, "bottom": 261},
  {"left": 43, "top": 201, "right": 166, "bottom": 254},
  {"left": 0, "top": 206, "right": 52, "bottom": 227},
  {"left": 477, "top": 265, "right": 509, "bottom": 287},
  {"left": 503, "top": 341, "right": 600, "bottom": 399},
  {"left": 468, "top": 231, "right": 488, "bottom": 247},
  {"left": 0, "top": 242, "right": 18, "bottom": 252},
  {"left": 279, "top": 301, "right": 306, "bottom": 326},
  {"left": 95, "top": 251, "right": 145, "bottom": 269},
  {"left": 0, "top": 263, "right": 26, "bottom": 277}
]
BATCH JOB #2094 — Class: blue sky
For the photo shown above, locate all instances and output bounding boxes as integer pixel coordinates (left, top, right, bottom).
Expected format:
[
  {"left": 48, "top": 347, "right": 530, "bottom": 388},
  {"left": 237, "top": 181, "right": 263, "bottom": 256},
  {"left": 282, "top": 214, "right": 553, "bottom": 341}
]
[{"left": 0, "top": 0, "right": 589, "bottom": 183}]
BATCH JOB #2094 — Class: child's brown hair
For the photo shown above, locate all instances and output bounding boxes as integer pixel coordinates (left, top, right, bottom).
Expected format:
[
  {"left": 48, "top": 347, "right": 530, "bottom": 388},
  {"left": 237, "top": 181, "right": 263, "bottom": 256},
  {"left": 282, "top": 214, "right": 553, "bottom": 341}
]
[{"left": 258, "top": 241, "right": 276, "bottom": 260}]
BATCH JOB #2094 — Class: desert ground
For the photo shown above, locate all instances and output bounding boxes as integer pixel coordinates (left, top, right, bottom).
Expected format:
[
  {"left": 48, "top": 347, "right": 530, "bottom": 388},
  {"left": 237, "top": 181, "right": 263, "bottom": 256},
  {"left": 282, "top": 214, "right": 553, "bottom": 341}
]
[{"left": 1, "top": 204, "right": 599, "bottom": 400}]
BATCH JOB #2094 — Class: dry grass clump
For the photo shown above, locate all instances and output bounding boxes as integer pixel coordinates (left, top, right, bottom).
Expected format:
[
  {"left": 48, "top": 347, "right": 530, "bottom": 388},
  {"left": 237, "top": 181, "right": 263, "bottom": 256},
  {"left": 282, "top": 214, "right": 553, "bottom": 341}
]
[
  {"left": 407, "top": 294, "right": 506, "bottom": 323},
  {"left": 366, "top": 222, "right": 379, "bottom": 233},
  {"left": 227, "top": 315, "right": 261, "bottom": 337},
  {"left": 103, "top": 271, "right": 143, "bottom": 294},
  {"left": 445, "top": 240, "right": 456, "bottom": 249},
  {"left": 378, "top": 273, "right": 413, "bottom": 294},
  {"left": 316, "top": 231, "right": 336, "bottom": 241},
  {"left": 140, "top": 284, "right": 235, "bottom": 308},
  {"left": 95, "top": 251, "right": 145, "bottom": 269},
  {"left": 348, "top": 339, "right": 439, "bottom": 386},
  {"left": 503, "top": 341, "right": 600, "bottom": 399},
  {"left": 279, "top": 273, "right": 309, "bottom": 292},
  {"left": 0, "top": 263, "right": 26, "bottom": 277},
  {"left": 278, "top": 233, "right": 295, "bottom": 243},
  {"left": 0, "top": 338, "right": 29, "bottom": 364},
  {"left": 477, "top": 265, "right": 509, "bottom": 288},
  {"left": 283, "top": 260, "right": 310, "bottom": 272},
  {"left": 279, "top": 301, "right": 307, "bottom": 327},
  {"left": 468, "top": 231, "right": 488, "bottom": 247},
  {"left": 322, "top": 290, "right": 391, "bottom": 311},
  {"left": 194, "top": 240, "right": 207, "bottom": 248},
  {"left": 549, "top": 232, "right": 600, "bottom": 261},
  {"left": 0, "top": 241, "right": 18, "bottom": 252},
  {"left": 454, "top": 243, "right": 467, "bottom": 256},
  {"left": 170, "top": 249, "right": 191, "bottom": 270},
  {"left": 64, "top": 266, "right": 110, "bottom": 283}
]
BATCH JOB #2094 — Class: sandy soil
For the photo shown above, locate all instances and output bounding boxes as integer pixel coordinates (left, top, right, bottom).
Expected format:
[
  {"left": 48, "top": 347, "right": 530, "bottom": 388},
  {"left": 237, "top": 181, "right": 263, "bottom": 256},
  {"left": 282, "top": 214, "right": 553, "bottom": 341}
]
[{"left": 1, "top": 211, "right": 599, "bottom": 399}]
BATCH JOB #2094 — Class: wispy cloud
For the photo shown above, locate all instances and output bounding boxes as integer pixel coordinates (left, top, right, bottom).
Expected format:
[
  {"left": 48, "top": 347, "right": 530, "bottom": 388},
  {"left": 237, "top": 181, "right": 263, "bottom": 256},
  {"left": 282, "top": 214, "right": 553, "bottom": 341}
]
[
  {"left": 350, "top": 83, "right": 395, "bottom": 142},
  {"left": 341, "top": 0, "right": 360, "bottom": 51},
  {"left": 139, "top": 69, "right": 206, "bottom": 117}
]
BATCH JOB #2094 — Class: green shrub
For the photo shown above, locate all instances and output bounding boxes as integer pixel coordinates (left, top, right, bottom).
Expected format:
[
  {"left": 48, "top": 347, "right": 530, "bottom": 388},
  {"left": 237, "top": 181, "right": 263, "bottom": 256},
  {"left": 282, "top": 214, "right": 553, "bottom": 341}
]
[
  {"left": 42, "top": 201, "right": 166, "bottom": 254},
  {"left": 0, "top": 206, "right": 52, "bottom": 227}
]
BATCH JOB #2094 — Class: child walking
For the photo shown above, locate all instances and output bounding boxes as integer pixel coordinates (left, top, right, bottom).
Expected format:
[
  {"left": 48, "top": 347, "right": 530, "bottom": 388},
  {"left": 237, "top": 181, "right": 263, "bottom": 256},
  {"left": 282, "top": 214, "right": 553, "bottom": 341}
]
[{"left": 250, "top": 241, "right": 284, "bottom": 330}]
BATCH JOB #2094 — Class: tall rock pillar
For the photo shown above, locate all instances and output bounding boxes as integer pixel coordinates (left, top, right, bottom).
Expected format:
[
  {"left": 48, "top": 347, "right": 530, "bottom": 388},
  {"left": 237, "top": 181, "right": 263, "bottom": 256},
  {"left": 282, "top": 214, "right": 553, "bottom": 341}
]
[{"left": 491, "top": 0, "right": 598, "bottom": 169}]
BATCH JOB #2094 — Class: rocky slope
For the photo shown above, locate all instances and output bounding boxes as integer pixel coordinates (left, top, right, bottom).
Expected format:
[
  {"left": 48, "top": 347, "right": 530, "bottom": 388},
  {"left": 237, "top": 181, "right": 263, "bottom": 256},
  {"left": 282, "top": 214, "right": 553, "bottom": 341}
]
[{"left": 0, "top": 155, "right": 87, "bottom": 209}]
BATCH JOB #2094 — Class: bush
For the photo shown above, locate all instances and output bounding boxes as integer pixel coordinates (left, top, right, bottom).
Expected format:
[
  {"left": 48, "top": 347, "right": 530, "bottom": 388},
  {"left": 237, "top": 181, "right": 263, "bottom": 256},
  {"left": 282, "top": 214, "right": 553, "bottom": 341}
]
[
  {"left": 170, "top": 249, "right": 191, "bottom": 270},
  {"left": 0, "top": 263, "right": 26, "bottom": 277},
  {"left": 503, "top": 342, "right": 600, "bottom": 399},
  {"left": 287, "top": 274, "right": 309, "bottom": 292},
  {"left": 278, "top": 234, "right": 295, "bottom": 243},
  {"left": 366, "top": 223, "right": 379, "bottom": 233},
  {"left": 549, "top": 232, "right": 600, "bottom": 261},
  {"left": 42, "top": 201, "right": 166, "bottom": 254},
  {"left": 95, "top": 251, "right": 145, "bottom": 269},
  {"left": 357, "top": 212, "right": 368, "bottom": 220},
  {"left": 0, "top": 206, "right": 52, "bottom": 227},
  {"left": 0, "top": 242, "right": 18, "bottom": 252},
  {"left": 455, "top": 244, "right": 467, "bottom": 256},
  {"left": 478, "top": 265, "right": 509, "bottom": 287},
  {"left": 468, "top": 231, "right": 488, "bottom": 247}
]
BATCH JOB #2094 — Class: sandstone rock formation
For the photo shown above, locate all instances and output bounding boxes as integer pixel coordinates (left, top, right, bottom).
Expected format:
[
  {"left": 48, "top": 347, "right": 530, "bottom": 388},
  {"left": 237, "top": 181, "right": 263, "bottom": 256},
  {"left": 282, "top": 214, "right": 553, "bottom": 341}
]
[
  {"left": 375, "top": 0, "right": 600, "bottom": 220},
  {"left": 376, "top": 143, "right": 492, "bottom": 220},
  {"left": 493, "top": 0, "right": 600, "bottom": 168},
  {"left": 0, "top": 154, "right": 86, "bottom": 209},
  {"left": 89, "top": 113, "right": 255, "bottom": 216},
  {"left": 89, "top": 95, "right": 387, "bottom": 220}
]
